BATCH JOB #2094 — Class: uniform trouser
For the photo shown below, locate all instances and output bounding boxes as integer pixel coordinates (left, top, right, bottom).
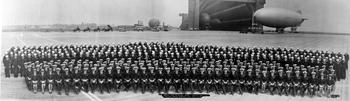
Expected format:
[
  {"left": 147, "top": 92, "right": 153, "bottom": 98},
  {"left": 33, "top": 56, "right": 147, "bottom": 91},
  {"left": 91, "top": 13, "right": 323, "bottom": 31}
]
[
  {"left": 40, "top": 81, "right": 46, "bottom": 94},
  {"left": 13, "top": 65, "right": 20, "bottom": 77},
  {"left": 291, "top": 86, "right": 299, "bottom": 96},
  {"left": 33, "top": 81, "right": 38, "bottom": 94},
  {"left": 253, "top": 83, "right": 260, "bottom": 94},
  {"left": 204, "top": 83, "right": 211, "bottom": 93},
  {"left": 237, "top": 84, "right": 243, "bottom": 94},
  {"left": 114, "top": 80, "right": 122, "bottom": 92},
  {"left": 317, "top": 85, "right": 325, "bottom": 96},
  {"left": 197, "top": 82, "right": 205, "bottom": 92},
  {"left": 243, "top": 81, "right": 252, "bottom": 93},
  {"left": 248, "top": 84, "right": 254, "bottom": 93},
  {"left": 261, "top": 83, "right": 267, "bottom": 93},
  {"left": 48, "top": 82, "right": 54, "bottom": 94},
  {"left": 4, "top": 66, "right": 10, "bottom": 77},
  {"left": 300, "top": 86, "right": 308, "bottom": 96},
  {"left": 190, "top": 81, "right": 197, "bottom": 93},
  {"left": 82, "top": 81, "right": 89, "bottom": 92},
  {"left": 149, "top": 82, "right": 157, "bottom": 93},
  {"left": 157, "top": 81, "right": 164, "bottom": 93},
  {"left": 230, "top": 83, "right": 237, "bottom": 94},
  {"left": 170, "top": 78, "right": 179, "bottom": 92},
  {"left": 222, "top": 83, "right": 230, "bottom": 94},
  {"left": 123, "top": 80, "right": 132, "bottom": 91},
  {"left": 284, "top": 86, "right": 291, "bottom": 96},
  {"left": 90, "top": 82, "right": 98, "bottom": 93},
  {"left": 269, "top": 85, "right": 276, "bottom": 95},
  {"left": 132, "top": 80, "right": 140, "bottom": 92},
  {"left": 106, "top": 81, "right": 113, "bottom": 93},
  {"left": 164, "top": 82, "right": 171, "bottom": 93},
  {"left": 183, "top": 82, "right": 192, "bottom": 93},
  {"left": 73, "top": 81, "right": 81, "bottom": 94},
  {"left": 141, "top": 82, "right": 148, "bottom": 93},
  {"left": 55, "top": 81, "right": 63, "bottom": 94},
  {"left": 8, "top": 64, "right": 13, "bottom": 75},
  {"left": 25, "top": 77, "right": 32, "bottom": 90},
  {"left": 164, "top": 79, "right": 172, "bottom": 93},
  {"left": 240, "top": 81, "right": 247, "bottom": 92},
  {"left": 341, "top": 69, "right": 346, "bottom": 79},
  {"left": 325, "top": 84, "right": 334, "bottom": 96},
  {"left": 98, "top": 81, "right": 105, "bottom": 93},
  {"left": 336, "top": 67, "right": 341, "bottom": 81},
  {"left": 308, "top": 86, "right": 316, "bottom": 96},
  {"left": 214, "top": 83, "right": 221, "bottom": 94},
  {"left": 64, "top": 80, "right": 71, "bottom": 95},
  {"left": 280, "top": 85, "right": 289, "bottom": 95},
  {"left": 20, "top": 64, "right": 25, "bottom": 77},
  {"left": 276, "top": 85, "right": 283, "bottom": 95}
]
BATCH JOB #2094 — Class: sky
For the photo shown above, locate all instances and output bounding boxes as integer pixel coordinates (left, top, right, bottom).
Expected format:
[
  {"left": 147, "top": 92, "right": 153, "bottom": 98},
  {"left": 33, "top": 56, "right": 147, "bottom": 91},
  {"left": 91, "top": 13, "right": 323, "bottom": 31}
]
[
  {"left": 2, "top": 0, "right": 350, "bottom": 33},
  {"left": 1, "top": 0, "right": 188, "bottom": 26}
]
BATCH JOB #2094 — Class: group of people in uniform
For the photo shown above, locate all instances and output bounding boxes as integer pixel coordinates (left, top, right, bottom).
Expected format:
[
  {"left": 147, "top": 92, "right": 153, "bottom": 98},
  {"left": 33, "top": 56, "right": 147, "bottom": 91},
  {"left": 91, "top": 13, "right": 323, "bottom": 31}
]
[{"left": 2, "top": 42, "right": 349, "bottom": 97}]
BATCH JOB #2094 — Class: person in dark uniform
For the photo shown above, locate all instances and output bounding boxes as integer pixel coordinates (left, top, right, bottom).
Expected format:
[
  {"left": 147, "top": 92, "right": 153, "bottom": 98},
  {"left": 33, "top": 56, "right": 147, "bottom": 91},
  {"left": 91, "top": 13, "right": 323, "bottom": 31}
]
[
  {"left": 317, "top": 68, "right": 327, "bottom": 95},
  {"left": 155, "top": 63, "right": 165, "bottom": 93},
  {"left": 308, "top": 82, "right": 317, "bottom": 97},
  {"left": 47, "top": 68, "right": 54, "bottom": 94},
  {"left": 163, "top": 65, "right": 172, "bottom": 93},
  {"left": 222, "top": 66, "right": 230, "bottom": 94},
  {"left": 63, "top": 67, "right": 71, "bottom": 95},
  {"left": 190, "top": 65, "right": 199, "bottom": 93},
  {"left": 81, "top": 67, "right": 90, "bottom": 92},
  {"left": 148, "top": 65, "right": 157, "bottom": 93},
  {"left": 246, "top": 68, "right": 254, "bottom": 93},
  {"left": 291, "top": 80, "right": 300, "bottom": 96},
  {"left": 114, "top": 64, "right": 122, "bottom": 93},
  {"left": 140, "top": 64, "right": 148, "bottom": 93},
  {"left": 180, "top": 64, "right": 190, "bottom": 93},
  {"left": 98, "top": 65, "right": 106, "bottom": 94},
  {"left": 32, "top": 68, "right": 39, "bottom": 94},
  {"left": 268, "top": 80, "right": 277, "bottom": 95},
  {"left": 13, "top": 54, "right": 22, "bottom": 78},
  {"left": 72, "top": 65, "right": 82, "bottom": 94},
  {"left": 54, "top": 68, "right": 63, "bottom": 95},
  {"left": 24, "top": 63, "right": 33, "bottom": 91},
  {"left": 3, "top": 54, "right": 11, "bottom": 77},
  {"left": 39, "top": 68, "right": 47, "bottom": 94},
  {"left": 173, "top": 65, "right": 181, "bottom": 93},
  {"left": 325, "top": 66, "right": 336, "bottom": 97},
  {"left": 122, "top": 63, "right": 132, "bottom": 91},
  {"left": 90, "top": 65, "right": 98, "bottom": 93},
  {"left": 198, "top": 66, "right": 207, "bottom": 93},
  {"left": 104, "top": 65, "right": 113, "bottom": 93}
]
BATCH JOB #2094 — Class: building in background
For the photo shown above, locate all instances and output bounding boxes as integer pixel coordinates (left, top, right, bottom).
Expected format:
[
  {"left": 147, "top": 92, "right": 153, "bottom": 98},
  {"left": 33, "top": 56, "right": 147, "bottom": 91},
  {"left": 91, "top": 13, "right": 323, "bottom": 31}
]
[{"left": 180, "top": 0, "right": 265, "bottom": 31}]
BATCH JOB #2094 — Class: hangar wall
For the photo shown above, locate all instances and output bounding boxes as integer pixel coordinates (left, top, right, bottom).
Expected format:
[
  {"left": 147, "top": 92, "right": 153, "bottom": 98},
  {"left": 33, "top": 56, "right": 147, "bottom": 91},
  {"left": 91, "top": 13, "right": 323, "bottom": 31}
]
[{"left": 180, "top": 0, "right": 266, "bottom": 31}]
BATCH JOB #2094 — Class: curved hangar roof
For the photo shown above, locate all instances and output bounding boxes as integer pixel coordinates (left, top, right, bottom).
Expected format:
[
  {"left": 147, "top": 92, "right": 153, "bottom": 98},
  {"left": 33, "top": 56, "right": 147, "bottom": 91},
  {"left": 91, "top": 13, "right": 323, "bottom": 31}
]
[{"left": 180, "top": 0, "right": 265, "bottom": 31}]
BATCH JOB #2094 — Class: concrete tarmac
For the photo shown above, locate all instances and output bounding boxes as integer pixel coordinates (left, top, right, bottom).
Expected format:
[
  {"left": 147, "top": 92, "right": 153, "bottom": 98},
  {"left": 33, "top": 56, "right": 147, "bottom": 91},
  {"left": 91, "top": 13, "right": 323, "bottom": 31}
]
[{"left": 1, "top": 31, "right": 349, "bottom": 101}]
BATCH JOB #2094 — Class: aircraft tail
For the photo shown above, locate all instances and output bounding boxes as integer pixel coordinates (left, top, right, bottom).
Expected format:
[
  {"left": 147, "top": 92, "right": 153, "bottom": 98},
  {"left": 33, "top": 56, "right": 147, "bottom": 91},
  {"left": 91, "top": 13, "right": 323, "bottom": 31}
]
[
  {"left": 296, "top": 10, "right": 308, "bottom": 23},
  {"left": 297, "top": 10, "right": 302, "bottom": 14}
]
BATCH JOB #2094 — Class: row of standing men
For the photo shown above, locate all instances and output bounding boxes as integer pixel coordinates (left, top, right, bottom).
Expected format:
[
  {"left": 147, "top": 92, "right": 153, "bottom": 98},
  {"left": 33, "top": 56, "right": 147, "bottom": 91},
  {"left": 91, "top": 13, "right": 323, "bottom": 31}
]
[{"left": 2, "top": 42, "right": 348, "bottom": 96}]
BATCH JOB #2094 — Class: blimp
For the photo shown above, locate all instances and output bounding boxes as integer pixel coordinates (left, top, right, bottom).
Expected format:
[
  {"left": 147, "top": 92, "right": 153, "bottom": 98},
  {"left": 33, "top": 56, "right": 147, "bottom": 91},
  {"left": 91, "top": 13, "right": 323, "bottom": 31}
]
[
  {"left": 254, "top": 8, "right": 307, "bottom": 33},
  {"left": 148, "top": 18, "right": 161, "bottom": 28}
]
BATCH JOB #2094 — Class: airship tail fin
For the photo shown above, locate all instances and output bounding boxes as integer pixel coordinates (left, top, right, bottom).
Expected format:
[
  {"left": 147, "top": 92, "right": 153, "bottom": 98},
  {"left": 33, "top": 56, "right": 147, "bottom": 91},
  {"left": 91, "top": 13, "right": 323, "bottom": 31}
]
[
  {"left": 297, "top": 10, "right": 302, "bottom": 14},
  {"left": 297, "top": 10, "right": 307, "bottom": 21},
  {"left": 298, "top": 18, "right": 308, "bottom": 26}
]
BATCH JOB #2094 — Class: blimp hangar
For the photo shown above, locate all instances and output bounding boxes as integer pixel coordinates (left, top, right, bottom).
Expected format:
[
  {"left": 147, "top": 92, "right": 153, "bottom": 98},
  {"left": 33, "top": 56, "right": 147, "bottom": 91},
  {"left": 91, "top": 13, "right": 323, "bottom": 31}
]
[{"left": 179, "top": 0, "right": 265, "bottom": 31}]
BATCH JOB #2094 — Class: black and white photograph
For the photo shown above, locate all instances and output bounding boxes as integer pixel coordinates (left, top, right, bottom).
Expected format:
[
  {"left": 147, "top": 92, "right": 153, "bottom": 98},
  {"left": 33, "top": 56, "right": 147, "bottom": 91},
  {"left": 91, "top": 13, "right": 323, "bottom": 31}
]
[{"left": 1, "top": 0, "right": 349, "bottom": 101}]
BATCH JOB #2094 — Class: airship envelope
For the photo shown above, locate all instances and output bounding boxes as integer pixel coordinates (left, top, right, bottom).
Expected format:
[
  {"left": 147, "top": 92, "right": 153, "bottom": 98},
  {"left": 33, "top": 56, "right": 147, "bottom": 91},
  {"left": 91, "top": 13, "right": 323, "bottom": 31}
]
[{"left": 254, "top": 8, "right": 306, "bottom": 28}]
